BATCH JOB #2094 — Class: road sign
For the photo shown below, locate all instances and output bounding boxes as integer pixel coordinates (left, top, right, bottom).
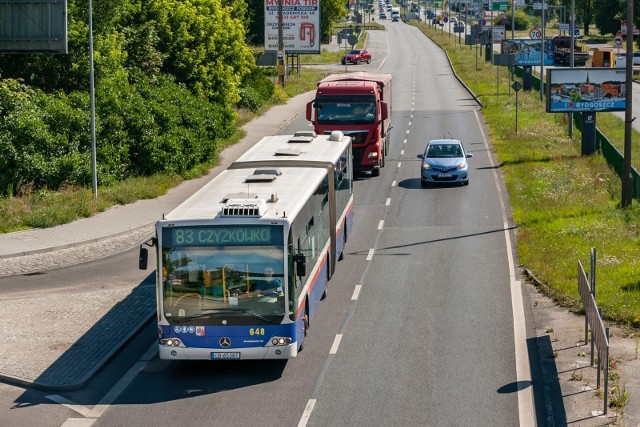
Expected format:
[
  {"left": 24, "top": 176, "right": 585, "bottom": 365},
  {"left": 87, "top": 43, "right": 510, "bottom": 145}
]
[
  {"left": 512, "top": 81, "right": 523, "bottom": 92},
  {"left": 529, "top": 28, "right": 542, "bottom": 39},
  {"left": 614, "top": 35, "right": 623, "bottom": 46}
]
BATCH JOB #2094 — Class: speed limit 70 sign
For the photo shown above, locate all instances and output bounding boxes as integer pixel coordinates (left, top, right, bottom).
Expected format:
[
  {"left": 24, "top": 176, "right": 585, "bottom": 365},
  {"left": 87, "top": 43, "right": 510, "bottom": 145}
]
[{"left": 529, "top": 28, "right": 542, "bottom": 39}]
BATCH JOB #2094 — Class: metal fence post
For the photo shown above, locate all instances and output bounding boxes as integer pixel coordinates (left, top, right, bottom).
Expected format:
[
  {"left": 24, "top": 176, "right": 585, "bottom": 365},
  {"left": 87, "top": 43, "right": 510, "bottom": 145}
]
[{"left": 604, "top": 327, "right": 609, "bottom": 415}]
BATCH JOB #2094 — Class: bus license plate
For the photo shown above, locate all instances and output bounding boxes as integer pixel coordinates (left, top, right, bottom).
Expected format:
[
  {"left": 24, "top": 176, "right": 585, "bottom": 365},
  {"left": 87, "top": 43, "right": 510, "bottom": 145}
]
[{"left": 211, "top": 352, "right": 240, "bottom": 360}]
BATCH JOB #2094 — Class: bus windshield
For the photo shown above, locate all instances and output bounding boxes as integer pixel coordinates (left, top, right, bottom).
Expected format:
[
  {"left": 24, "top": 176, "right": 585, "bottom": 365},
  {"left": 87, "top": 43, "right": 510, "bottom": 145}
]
[
  {"left": 160, "top": 225, "right": 286, "bottom": 326},
  {"left": 316, "top": 94, "right": 376, "bottom": 124}
]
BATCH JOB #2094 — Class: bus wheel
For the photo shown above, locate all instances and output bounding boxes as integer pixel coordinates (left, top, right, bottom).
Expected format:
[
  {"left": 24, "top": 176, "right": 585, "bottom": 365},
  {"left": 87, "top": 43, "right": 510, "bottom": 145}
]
[{"left": 321, "top": 287, "right": 327, "bottom": 300}]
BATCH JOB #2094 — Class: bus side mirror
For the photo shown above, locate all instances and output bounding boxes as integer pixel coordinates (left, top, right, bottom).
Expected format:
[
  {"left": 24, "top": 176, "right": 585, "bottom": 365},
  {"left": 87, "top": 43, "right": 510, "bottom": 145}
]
[
  {"left": 306, "top": 101, "right": 315, "bottom": 124},
  {"left": 139, "top": 246, "right": 148, "bottom": 270},
  {"left": 380, "top": 102, "right": 388, "bottom": 121},
  {"left": 294, "top": 254, "right": 306, "bottom": 277}
]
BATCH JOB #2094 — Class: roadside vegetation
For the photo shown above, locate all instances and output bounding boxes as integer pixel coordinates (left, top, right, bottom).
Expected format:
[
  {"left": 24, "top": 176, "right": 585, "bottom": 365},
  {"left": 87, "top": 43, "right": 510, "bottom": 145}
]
[{"left": 413, "top": 21, "right": 640, "bottom": 327}]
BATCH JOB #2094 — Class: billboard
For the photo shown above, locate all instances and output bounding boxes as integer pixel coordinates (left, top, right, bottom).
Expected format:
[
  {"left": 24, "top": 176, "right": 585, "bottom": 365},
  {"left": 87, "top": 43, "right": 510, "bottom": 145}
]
[
  {"left": 0, "top": 0, "right": 68, "bottom": 53},
  {"left": 264, "top": 0, "right": 320, "bottom": 54},
  {"left": 546, "top": 68, "right": 627, "bottom": 113},
  {"left": 501, "top": 39, "right": 554, "bottom": 66}
]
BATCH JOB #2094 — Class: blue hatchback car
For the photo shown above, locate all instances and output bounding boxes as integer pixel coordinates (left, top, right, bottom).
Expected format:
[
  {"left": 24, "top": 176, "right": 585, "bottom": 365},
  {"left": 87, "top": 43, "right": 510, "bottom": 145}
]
[{"left": 418, "top": 139, "right": 473, "bottom": 187}]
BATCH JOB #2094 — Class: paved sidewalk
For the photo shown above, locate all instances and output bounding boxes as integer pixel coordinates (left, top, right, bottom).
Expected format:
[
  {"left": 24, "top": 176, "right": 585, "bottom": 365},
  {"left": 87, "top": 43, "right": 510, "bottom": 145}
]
[{"left": 0, "top": 90, "right": 315, "bottom": 391}]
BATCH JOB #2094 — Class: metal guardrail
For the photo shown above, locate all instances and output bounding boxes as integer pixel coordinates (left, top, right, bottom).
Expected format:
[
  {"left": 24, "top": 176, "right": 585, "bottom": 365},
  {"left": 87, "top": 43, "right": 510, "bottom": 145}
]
[{"left": 578, "top": 248, "right": 610, "bottom": 414}]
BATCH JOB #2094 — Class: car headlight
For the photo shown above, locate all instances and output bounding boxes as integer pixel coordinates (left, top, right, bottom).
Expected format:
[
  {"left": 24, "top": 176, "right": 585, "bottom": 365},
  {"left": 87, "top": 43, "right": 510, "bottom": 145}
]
[
  {"left": 457, "top": 162, "right": 467, "bottom": 169},
  {"left": 422, "top": 163, "right": 431, "bottom": 170}
]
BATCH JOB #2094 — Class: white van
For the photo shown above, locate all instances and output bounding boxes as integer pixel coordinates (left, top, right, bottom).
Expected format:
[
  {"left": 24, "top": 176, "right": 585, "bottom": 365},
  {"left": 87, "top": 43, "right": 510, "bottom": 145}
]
[{"left": 391, "top": 7, "right": 400, "bottom": 21}]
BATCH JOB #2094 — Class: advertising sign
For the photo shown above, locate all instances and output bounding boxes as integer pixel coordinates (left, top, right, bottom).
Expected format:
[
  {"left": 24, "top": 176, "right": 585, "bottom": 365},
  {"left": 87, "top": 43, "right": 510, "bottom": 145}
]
[
  {"left": 0, "top": 0, "right": 68, "bottom": 53},
  {"left": 546, "top": 68, "right": 627, "bottom": 113},
  {"left": 264, "top": 0, "right": 321, "bottom": 54},
  {"left": 501, "top": 39, "right": 554, "bottom": 66}
]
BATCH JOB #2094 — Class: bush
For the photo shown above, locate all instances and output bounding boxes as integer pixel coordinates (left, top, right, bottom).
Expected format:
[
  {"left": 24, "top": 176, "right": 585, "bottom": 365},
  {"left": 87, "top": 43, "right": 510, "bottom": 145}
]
[
  {"left": 0, "top": 73, "right": 236, "bottom": 196},
  {"left": 237, "top": 68, "right": 276, "bottom": 112},
  {"left": 501, "top": 10, "right": 533, "bottom": 31}
]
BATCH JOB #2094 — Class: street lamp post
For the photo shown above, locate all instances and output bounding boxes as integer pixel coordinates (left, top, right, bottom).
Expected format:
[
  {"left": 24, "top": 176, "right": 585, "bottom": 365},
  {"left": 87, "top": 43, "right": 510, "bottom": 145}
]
[{"left": 88, "top": 0, "right": 97, "bottom": 198}]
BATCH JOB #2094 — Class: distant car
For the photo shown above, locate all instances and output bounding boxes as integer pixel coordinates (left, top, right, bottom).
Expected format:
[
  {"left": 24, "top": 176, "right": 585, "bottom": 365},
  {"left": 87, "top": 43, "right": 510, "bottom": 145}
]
[
  {"left": 418, "top": 139, "right": 473, "bottom": 186},
  {"left": 341, "top": 49, "right": 371, "bottom": 65},
  {"left": 449, "top": 17, "right": 458, "bottom": 24},
  {"left": 614, "top": 52, "right": 640, "bottom": 68},
  {"left": 392, "top": 15, "right": 399, "bottom": 22},
  {"left": 379, "top": 12, "right": 387, "bottom": 19}
]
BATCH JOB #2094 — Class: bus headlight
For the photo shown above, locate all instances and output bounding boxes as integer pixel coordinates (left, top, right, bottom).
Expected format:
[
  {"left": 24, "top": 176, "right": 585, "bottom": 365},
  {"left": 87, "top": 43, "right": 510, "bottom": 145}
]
[
  {"left": 161, "top": 338, "right": 182, "bottom": 347},
  {"left": 271, "top": 337, "right": 292, "bottom": 346}
]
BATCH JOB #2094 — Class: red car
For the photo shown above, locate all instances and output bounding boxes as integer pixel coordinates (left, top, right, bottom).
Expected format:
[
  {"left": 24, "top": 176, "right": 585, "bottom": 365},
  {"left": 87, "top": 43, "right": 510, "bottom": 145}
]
[{"left": 341, "top": 49, "right": 371, "bottom": 65}]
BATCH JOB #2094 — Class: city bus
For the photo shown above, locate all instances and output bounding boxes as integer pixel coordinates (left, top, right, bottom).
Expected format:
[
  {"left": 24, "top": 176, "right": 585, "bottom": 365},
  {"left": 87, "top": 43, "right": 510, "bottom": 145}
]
[{"left": 139, "top": 130, "right": 354, "bottom": 360}]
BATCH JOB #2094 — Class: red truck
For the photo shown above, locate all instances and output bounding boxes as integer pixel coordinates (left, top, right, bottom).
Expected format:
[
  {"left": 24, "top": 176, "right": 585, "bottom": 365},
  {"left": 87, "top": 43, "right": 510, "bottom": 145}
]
[{"left": 306, "top": 72, "right": 392, "bottom": 176}]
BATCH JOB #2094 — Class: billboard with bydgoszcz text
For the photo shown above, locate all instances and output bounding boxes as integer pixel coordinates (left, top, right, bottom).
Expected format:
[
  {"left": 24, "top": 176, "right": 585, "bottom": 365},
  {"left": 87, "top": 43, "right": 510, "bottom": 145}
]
[{"left": 546, "top": 68, "right": 627, "bottom": 113}]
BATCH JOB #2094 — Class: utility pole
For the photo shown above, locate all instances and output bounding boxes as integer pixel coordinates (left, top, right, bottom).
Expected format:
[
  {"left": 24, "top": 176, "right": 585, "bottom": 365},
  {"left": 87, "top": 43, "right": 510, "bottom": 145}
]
[
  {"left": 89, "top": 0, "right": 97, "bottom": 198},
  {"left": 278, "top": 0, "right": 285, "bottom": 87},
  {"left": 622, "top": 0, "right": 634, "bottom": 206}
]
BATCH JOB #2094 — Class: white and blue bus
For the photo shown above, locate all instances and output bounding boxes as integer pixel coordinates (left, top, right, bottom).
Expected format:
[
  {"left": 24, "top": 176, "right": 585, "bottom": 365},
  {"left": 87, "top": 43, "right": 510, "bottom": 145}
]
[{"left": 139, "top": 130, "right": 354, "bottom": 360}]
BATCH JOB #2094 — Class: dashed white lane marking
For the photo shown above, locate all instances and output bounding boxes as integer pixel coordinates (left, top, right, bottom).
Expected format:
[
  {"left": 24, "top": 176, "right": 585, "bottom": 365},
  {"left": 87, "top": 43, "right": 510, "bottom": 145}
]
[
  {"left": 297, "top": 399, "right": 317, "bottom": 427},
  {"left": 329, "top": 334, "right": 343, "bottom": 354},
  {"left": 351, "top": 285, "right": 362, "bottom": 300},
  {"left": 60, "top": 419, "right": 96, "bottom": 427},
  {"left": 391, "top": 180, "right": 397, "bottom": 187},
  {"left": 403, "top": 138, "right": 407, "bottom": 144},
  {"left": 405, "top": 130, "right": 410, "bottom": 134},
  {"left": 408, "top": 121, "right": 412, "bottom": 126},
  {"left": 366, "top": 249, "right": 375, "bottom": 261},
  {"left": 378, "top": 220, "right": 384, "bottom": 230},
  {"left": 385, "top": 198, "right": 391, "bottom": 206},
  {"left": 400, "top": 149, "right": 404, "bottom": 155},
  {"left": 397, "top": 162, "right": 402, "bottom": 168}
]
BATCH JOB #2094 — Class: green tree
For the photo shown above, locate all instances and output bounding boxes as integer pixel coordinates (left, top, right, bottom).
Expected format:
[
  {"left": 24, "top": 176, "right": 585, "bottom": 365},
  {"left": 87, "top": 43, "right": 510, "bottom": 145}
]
[
  {"left": 147, "top": 0, "right": 255, "bottom": 105},
  {"left": 594, "top": 0, "right": 624, "bottom": 36}
]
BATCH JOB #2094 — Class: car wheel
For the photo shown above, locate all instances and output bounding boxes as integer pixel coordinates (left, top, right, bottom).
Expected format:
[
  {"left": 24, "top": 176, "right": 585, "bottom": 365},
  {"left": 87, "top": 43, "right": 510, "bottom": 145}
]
[
  {"left": 367, "top": 58, "right": 371, "bottom": 64},
  {"left": 357, "top": 58, "right": 361, "bottom": 65},
  {"left": 341, "top": 60, "right": 346, "bottom": 65}
]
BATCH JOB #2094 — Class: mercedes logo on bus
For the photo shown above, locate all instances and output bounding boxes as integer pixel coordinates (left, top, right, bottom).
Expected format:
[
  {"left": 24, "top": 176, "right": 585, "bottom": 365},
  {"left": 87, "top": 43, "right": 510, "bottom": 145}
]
[{"left": 219, "top": 337, "right": 231, "bottom": 348}]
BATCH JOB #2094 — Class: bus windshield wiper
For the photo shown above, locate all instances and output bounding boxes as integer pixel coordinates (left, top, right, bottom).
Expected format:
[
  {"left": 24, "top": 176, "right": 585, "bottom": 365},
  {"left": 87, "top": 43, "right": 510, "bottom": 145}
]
[{"left": 170, "top": 308, "right": 273, "bottom": 324}]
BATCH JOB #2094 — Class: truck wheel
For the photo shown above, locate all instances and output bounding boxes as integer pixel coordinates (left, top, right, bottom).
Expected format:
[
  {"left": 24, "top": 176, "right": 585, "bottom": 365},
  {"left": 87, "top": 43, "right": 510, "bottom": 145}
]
[
  {"left": 380, "top": 147, "right": 385, "bottom": 167},
  {"left": 372, "top": 167, "right": 380, "bottom": 177}
]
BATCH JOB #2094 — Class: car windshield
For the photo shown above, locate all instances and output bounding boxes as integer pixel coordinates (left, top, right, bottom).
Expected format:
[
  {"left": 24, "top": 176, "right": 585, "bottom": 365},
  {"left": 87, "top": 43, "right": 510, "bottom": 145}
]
[
  {"left": 427, "top": 144, "right": 463, "bottom": 158},
  {"left": 348, "top": 50, "right": 361, "bottom": 55}
]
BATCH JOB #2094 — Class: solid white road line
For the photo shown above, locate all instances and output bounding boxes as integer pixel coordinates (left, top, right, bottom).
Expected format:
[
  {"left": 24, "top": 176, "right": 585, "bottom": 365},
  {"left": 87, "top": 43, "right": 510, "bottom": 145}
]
[{"left": 474, "top": 110, "right": 535, "bottom": 426}]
